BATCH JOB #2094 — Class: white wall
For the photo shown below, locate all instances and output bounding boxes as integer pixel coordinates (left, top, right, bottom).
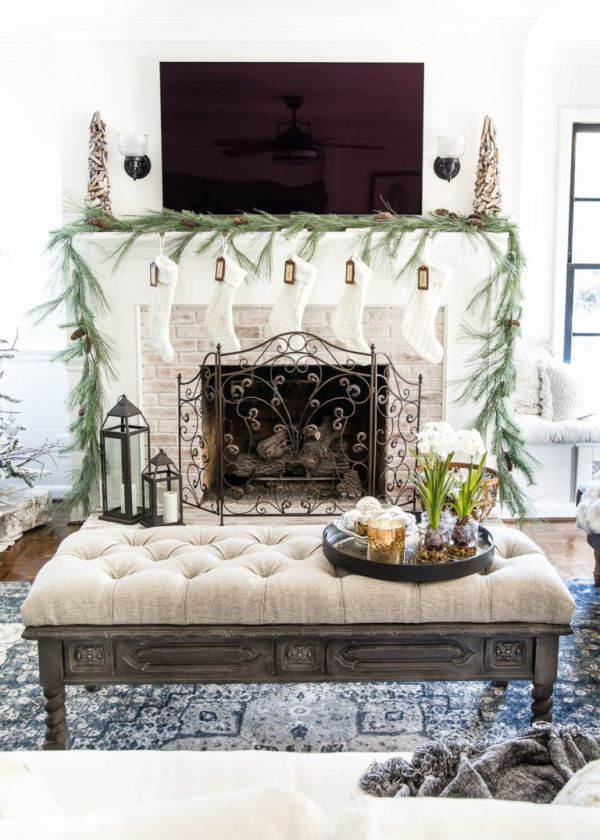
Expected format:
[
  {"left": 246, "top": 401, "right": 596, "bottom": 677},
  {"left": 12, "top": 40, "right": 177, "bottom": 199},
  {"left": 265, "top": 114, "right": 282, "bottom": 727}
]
[
  {"left": 54, "top": 16, "right": 531, "bottom": 219},
  {"left": 520, "top": 24, "right": 600, "bottom": 348}
]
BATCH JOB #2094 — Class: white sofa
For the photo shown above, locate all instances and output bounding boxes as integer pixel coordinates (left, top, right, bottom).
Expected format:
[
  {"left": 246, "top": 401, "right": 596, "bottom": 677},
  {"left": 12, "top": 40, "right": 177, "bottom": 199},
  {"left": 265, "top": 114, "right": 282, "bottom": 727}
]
[{"left": 2, "top": 750, "right": 600, "bottom": 839}]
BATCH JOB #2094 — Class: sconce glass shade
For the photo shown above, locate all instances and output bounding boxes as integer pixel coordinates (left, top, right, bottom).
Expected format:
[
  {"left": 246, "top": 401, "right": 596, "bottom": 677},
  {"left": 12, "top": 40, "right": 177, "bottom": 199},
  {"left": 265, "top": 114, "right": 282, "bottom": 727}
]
[
  {"left": 118, "top": 132, "right": 148, "bottom": 157},
  {"left": 436, "top": 135, "right": 466, "bottom": 159}
]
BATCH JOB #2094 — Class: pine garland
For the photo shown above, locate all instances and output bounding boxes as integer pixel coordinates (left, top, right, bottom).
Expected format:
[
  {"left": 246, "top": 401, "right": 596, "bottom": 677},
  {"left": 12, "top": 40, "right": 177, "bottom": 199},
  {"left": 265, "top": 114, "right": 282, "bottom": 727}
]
[{"left": 35, "top": 206, "right": 534, "bottom": 522}]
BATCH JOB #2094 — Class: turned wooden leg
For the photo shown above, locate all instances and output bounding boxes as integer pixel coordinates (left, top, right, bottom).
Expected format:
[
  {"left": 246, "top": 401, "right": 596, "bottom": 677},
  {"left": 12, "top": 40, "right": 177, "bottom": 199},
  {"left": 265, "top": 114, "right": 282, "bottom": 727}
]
[
  {"left": 38, "top": 639, "right": 70, "bottom": 750},
  {"left": 42, "top": 685, "right": 70, "bottom": 750},
  {"left": 594, "top": 550, "right": 600, "bottom": 587},
  {"left": 491, "top": 680, "right": 509, "bottom": 688},
  {"left": 531, "top": 635, "right": 559, "bottom": 724},
  {"left": 531, "top": 683, "right": 553, "bottom": 722}
]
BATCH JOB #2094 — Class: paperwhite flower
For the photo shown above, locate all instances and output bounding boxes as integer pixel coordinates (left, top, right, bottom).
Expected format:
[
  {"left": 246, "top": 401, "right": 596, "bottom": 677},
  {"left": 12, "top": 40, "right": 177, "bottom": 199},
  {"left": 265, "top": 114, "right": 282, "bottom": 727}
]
[
  {"left": 417, "top": 421, "right": 456, "bottom": 459},
  {"left": 452, "top": 428, "right": 485, "bottom": 462}
]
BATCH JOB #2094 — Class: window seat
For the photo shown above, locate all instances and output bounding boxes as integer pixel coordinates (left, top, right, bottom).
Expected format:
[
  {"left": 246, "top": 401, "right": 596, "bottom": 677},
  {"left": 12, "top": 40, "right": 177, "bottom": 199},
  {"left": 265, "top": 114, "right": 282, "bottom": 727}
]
[{"left": 515, "top": 413, "right": 600, "bottom": 445}]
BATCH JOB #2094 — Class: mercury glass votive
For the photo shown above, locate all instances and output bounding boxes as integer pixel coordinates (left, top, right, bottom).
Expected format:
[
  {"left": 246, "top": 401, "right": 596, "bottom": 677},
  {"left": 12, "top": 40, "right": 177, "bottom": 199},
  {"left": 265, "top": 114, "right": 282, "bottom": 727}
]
[{"left": 367, "top": 518, "right": 406, "bottom": 564}]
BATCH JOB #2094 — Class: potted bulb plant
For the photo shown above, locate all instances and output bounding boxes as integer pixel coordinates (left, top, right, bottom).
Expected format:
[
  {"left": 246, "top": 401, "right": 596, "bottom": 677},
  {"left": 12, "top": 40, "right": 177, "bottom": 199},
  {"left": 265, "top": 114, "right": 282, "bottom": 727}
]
[
  {"left": 413, "top": 422, "right": 456, "bottom": 561},
  {"left": 448, "top": 427, "right": 487, "bottom": 554},
  {"left": 449, "top": 453, "right": 487, "bottom": 554}
]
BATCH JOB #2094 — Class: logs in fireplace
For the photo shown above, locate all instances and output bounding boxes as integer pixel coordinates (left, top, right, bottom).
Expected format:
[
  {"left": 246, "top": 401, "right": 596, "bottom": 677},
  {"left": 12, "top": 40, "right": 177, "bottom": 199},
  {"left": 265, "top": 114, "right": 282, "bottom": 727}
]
[{"left": 178, "top": 332, "right": 422, "bottom": 521}]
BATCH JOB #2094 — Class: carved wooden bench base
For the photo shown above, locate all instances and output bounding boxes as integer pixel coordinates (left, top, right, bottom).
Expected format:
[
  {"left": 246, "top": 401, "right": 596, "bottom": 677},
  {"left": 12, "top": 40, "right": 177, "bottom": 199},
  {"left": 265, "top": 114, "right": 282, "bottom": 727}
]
[{"left": 23, "top": 622, "right": 571, "bottom": 750}]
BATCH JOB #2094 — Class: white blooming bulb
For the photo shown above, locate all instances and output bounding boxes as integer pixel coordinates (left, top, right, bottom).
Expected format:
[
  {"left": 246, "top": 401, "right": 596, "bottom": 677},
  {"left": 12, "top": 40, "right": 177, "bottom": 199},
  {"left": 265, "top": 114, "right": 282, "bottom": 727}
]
[
  {"left": 417, "top": 421, "right": 456, "bottom": 459},
  {"left": 452, "top": 428, "right": 485, "bottom": 462}
]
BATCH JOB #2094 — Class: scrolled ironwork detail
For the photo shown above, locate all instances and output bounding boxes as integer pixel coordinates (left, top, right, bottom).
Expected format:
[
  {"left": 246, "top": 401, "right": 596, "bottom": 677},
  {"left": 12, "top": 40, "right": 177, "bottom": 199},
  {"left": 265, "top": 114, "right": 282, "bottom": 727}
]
[{"left": 178, "top": 332, "right": 422, "bottom": 522}]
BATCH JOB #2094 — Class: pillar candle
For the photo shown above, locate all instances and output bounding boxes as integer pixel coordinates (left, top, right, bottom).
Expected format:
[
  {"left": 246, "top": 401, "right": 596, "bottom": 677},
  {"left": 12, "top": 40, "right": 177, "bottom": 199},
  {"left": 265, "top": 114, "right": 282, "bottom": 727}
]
[{"left": 163, "top": 490, "right": 179, "bottom": 525}]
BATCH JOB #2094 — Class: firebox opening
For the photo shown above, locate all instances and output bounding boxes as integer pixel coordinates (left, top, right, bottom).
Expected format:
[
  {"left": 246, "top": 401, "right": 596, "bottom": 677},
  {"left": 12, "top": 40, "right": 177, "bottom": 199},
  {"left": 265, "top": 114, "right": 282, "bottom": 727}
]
[{"left": 202, "top": 363, "right": 387, "bottom": 506}]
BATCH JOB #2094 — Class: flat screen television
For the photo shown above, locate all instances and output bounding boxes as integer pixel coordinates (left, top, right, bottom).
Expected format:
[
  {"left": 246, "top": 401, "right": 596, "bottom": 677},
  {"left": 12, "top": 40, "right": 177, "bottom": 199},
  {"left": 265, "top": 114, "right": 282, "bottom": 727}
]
[{"left": 160, "top": 62, "right": 424, "bottom": 215}]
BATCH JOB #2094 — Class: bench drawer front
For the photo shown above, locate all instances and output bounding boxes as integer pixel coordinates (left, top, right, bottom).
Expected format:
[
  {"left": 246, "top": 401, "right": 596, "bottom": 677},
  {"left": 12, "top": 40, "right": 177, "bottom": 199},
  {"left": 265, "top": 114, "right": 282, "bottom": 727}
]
[{"left": 113, "top": 637, "right": 274, "bottom": 680}]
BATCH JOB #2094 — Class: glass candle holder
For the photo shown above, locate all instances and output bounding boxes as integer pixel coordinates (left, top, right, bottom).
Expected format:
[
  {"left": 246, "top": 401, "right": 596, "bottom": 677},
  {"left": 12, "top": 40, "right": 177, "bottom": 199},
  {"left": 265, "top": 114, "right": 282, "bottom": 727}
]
[{"left": 367, "top": 518, "right": 406, "bottom": 564}]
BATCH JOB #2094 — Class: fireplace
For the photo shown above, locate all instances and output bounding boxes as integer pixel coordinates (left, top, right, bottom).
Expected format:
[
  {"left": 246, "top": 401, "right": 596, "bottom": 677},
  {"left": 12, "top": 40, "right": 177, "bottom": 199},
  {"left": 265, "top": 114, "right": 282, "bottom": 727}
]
[{"left": 178, "top": 332, "right": 422, "bottom": 521}]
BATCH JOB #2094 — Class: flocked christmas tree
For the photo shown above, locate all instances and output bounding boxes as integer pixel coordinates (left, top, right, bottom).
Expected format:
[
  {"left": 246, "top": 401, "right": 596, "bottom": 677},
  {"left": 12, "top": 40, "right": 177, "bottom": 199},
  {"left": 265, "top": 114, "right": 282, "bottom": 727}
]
[
  {"left": 0, "top": 339, "right": 55, "bottom": 486},
  {"left": 473, "top": 115, "right": 502, "bottom": 216}
]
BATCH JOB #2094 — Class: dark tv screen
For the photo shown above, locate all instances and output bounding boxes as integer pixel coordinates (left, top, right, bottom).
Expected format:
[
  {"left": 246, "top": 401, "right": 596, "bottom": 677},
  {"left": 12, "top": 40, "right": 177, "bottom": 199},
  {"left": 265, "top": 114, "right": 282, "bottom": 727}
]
[{"left": 160, "top": 62, "right": 424, "bottom": 215}]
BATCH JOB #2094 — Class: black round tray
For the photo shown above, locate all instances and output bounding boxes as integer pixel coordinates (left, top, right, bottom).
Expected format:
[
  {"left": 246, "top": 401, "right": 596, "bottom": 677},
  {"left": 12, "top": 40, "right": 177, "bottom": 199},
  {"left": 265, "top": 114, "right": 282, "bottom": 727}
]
[{"left": 322, "top": 522, "right": 495, "bottom": 582}]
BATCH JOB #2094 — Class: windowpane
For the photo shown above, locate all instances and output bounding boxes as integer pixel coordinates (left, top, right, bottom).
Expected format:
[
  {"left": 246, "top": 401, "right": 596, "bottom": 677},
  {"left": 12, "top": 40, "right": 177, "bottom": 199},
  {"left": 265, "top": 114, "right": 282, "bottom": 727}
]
[
  {"left": 571, "top": 200, "right": 600, "bottom": 263},
  {"left": 574, "top": 130, "right": 600, "bottom": 198},
  {"left": 571, "top": 335, "right": 600, "bottom": 370},
  {"left": 572, "top": 268, "right": 600, "bottom": 333}
]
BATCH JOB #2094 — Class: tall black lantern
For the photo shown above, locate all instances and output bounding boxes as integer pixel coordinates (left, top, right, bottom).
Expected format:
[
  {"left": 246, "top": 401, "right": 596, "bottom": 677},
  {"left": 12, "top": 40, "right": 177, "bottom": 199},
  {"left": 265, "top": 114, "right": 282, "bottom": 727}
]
[
  {"left": 99, "top": 394, "right": 150, "bottom": 524},
  {"left": 141, "top": 449, "right": 183, "bottom": 527}
]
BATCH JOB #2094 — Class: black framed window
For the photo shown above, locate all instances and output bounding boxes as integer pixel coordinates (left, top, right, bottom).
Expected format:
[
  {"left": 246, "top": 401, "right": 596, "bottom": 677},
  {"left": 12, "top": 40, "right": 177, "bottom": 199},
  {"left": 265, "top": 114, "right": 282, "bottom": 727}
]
[{"left": 564, "top": 123, "right": 600, "bottom": 364}]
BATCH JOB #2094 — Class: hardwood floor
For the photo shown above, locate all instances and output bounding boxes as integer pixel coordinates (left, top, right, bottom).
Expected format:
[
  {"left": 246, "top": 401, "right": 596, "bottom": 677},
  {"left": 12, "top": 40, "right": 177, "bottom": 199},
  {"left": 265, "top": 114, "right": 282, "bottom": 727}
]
[
  {"left": 0, "top": 525, "right": 79, "bottom": 582},
  {"left": 0, "top": 519, "right": 595, "bottom": 584}
]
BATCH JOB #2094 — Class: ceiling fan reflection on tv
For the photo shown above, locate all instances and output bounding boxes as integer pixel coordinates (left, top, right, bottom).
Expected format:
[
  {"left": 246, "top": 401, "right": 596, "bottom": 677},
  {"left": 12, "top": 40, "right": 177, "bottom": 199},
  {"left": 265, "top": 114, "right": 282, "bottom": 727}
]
[{"left": 211, "top": 95, "right": 386, "bottom": 165}]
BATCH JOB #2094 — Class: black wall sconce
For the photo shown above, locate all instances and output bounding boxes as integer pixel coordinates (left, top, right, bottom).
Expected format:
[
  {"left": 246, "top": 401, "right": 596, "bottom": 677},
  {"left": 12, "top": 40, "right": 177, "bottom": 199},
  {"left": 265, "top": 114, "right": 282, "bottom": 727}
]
[
  {"left": 118, "top": 132, "right": 151, "bottom": 180},
  {"left": 433, "top": 135, "right": 466, "bottom": 182}
]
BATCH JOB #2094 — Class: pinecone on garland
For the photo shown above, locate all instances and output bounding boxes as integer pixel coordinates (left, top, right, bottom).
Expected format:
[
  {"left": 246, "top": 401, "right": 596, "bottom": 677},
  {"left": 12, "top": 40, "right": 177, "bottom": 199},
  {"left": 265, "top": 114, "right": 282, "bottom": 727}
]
[
  {"left": 233, "top": 215, "right": 249, "bottom": 225},
  {"left": 434, "top": 208, "right": 458, "bottom": 220},
  {"left": 181, "top": 218, "right": 197, "bottom": 229},
  {"left": 70, "top": 327, "right": 86, "bottom": 341},
  {"left": 78, "top": 405, "right": 86, "bottom": 417},
  {"left": 374, "top": 210, "right": 393, "bottom": 221},
  {"left": 467, "top": 213, "right": 485, "bottom": 228},
  {"left": 87, "top": 216, "right": 110, "bottom": 229}
]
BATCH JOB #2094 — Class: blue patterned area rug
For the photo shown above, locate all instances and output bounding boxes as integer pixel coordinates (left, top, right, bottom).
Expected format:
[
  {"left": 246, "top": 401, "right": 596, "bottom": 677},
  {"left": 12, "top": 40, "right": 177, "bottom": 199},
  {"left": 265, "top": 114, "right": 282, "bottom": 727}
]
[{"left": 1, "top": 581, "right": 599, "bottom": 752}]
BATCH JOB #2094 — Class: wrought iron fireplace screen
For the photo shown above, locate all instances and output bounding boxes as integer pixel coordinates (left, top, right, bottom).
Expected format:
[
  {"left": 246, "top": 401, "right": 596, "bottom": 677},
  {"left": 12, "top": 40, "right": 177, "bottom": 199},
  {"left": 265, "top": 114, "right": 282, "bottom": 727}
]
[{"left": 178, "top": 332, "right": 422, "bottom": 522}]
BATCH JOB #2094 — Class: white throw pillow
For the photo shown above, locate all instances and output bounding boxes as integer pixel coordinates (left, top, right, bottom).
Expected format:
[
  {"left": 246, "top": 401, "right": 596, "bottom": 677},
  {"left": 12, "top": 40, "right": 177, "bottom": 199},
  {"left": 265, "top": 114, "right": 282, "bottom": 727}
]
[
  {"left": 0, "top": 785, "right": 329, "bottom": 840},
  {"left": 0, "top": 757, "right": 59, "bottom": 819},
  {"left": 546, "top": 361, "right": 600, "bottom": 421},
  {"left": 554, "top": 759, "right": 600, "bottom": 807},
  {"left": 513, "top": 342, "right": 553, "bottom": 417},
  {"left": 335, "top": 796, "right": 600, "bottom": 840}
]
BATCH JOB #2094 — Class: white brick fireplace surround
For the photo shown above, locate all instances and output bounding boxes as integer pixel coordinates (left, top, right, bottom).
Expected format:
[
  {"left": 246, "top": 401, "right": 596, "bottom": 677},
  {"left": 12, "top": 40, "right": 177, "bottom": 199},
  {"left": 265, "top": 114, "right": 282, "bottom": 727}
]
[{"left": 71, "top": 229, "right": 505, "bottom": 495}]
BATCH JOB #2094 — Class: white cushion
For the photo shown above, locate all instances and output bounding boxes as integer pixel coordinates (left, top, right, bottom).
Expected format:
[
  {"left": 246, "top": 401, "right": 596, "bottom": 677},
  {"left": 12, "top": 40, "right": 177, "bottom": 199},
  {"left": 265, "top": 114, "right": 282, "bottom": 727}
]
[
  {"left": 547, "top": 361, "right": 600, "bottom": 421},
  {"left": 19, "top": 749, "right": 401, "bottom": 826},
  {"left": 554, "top": 759, "right": 600, "bottom": 807},
  {"left": 0, "top": 785, "right": 329, "bottom": 840},
  {"left": 20, "top": 525, "right": 575, "bottom": 626},
  {"left": 515, "top": 412, "right": 600, "bottom": 445},
  {"left": 0, "top": 757, "right": 59, "bottom": 819},
  {"left": 335, "top": 796, "right": 600, "bottom": 840}
]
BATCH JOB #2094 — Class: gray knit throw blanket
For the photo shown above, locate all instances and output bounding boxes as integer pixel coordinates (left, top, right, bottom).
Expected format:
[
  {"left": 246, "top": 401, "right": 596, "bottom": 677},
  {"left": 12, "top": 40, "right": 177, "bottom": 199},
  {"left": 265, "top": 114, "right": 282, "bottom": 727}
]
[{"left": 360, "top": 725, "right": 600, "bottom": 803}]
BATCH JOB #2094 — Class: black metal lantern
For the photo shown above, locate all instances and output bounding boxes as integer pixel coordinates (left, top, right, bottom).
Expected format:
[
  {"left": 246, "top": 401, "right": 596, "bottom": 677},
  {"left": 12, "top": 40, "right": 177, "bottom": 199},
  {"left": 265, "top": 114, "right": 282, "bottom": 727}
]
[
  {"left": 141, "top": 449, "right": 183, "bottom": 527},
  {"left": 99, "top": 394, "right": 150, "bottom": 524}
]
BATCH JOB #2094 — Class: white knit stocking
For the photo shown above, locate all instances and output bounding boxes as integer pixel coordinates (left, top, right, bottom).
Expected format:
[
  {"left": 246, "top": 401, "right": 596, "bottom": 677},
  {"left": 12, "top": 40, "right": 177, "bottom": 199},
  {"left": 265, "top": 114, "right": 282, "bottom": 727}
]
[
  {"left": 148, "top": 253, "right": 178, "bottom": 363},
  {"left": 400, "top": 258, "right": 450, "bottom": 364},
  {"left": 267, "top": 255, "right": 317, "bottom": 336},
  {"left": 330, "top": 256, "right": 372, "bottom": 353},
  {"left": 204, "top": 255, "right": 246, "bottom": 352}
]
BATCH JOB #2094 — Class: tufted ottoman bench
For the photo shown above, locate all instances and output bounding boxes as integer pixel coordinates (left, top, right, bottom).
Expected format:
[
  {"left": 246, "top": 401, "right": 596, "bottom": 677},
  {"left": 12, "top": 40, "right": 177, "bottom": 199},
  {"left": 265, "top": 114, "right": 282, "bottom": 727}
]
[{"left": 22, "top": 524, "right": 575, "bottom": 749}]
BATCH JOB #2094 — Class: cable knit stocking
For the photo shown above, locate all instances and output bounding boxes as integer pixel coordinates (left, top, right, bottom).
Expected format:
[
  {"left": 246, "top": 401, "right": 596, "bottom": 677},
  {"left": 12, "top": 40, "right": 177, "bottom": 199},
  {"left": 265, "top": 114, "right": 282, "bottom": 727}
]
[
  {"left": 330, "top": 256, "right": 372, "bottom": 353},
  {"left": 400, "top": 258, "right": 451, "bottom": 364},
  {"left": 148, "top": 253, "right": 178, "bottom": 363},
  {"left": 267, "top": 256, "right": 317, "bottom": 336},
  {"left": 204, "top": 255, "right": 246, "bottom": 352}
]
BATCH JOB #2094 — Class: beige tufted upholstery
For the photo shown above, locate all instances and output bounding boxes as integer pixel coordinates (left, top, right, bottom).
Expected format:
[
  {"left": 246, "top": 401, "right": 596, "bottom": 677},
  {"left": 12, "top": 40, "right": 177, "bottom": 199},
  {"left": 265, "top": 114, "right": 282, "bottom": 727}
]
[{"left": 21, "top": 525, "right": 575, "bottom": 627}]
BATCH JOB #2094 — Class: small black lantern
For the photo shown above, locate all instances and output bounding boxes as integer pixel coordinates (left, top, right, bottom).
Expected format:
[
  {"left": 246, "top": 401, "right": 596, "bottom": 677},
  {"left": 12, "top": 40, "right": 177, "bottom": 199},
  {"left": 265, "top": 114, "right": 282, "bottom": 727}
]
[
  {"left": 99, "top": 394, "right": 150, "bottom": 524},
  {"left": 141, "top": 449, "right": 183, "bottom": 527}
]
